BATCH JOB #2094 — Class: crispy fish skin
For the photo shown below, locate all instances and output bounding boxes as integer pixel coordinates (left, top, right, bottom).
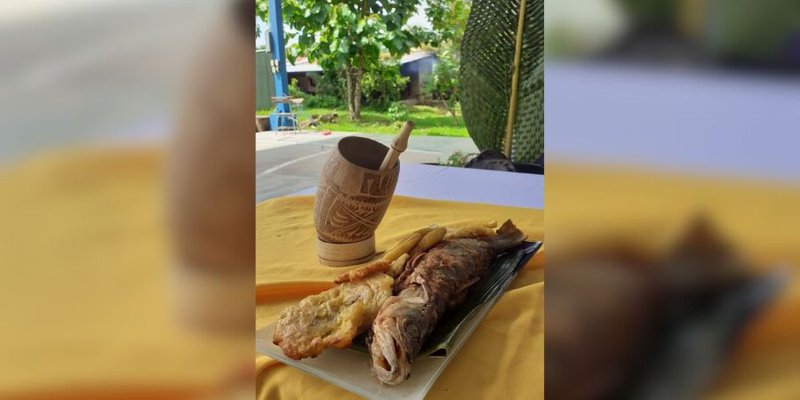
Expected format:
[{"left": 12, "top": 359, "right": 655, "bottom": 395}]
[
  {"left": 370, "top": 220, "right": 526, "bottom": 385},
  {"left": 371, "top": 240, "right": 493, "bottom": 384},
  {"left": 273, "top": 273, "right": 393, "bottom": 360}
]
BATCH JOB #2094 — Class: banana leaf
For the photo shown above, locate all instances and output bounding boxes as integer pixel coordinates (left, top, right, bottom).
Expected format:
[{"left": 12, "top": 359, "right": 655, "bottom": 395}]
[{"left": 460, "top": 0, "right": 544, "bottom": 163}]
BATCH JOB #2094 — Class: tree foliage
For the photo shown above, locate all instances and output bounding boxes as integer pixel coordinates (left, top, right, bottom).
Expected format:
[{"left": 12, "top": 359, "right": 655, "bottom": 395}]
[
  {"left": 256, "top": 0, "right": 269, "bottom": 22},
  {"left": 255, "top": 0, "right": 269, "bottom": 37},
  {"left": 309, "top": 70, "right": 347, "bottom": 102},
  {"left": 424, "top": 0, "right": 471, "bottom": 54},
  {"left": 423, "top": 0, "right": 470, "bottom": 122},
  {"left": 423, "top": 49, "right": 459, "bottom": 122},
  {"left": 361, "top": 61, "right": 409, "bottom": 111},
  {"left": 282, "top": 0, "right": 430, "bottom": 120}
]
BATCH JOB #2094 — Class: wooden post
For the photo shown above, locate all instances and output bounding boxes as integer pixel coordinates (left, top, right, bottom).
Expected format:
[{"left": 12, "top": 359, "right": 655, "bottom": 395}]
[{"left": 503, "top": 0, "right": 528, "bottom": 158}]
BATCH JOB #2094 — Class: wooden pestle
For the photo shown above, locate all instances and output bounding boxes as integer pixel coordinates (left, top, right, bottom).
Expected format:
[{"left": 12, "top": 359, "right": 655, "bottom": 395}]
[{"left": 379, "top": 121, "right": 414, "bottom": 172}]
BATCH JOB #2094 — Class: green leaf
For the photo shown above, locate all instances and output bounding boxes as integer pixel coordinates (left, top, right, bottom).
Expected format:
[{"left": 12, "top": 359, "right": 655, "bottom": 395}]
[{"left": 391, "top": 37, "right": 404, "bottom": 52}]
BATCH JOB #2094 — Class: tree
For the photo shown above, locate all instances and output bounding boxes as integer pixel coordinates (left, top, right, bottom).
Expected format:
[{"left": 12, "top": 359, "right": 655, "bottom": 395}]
[
  {"left": 255, "top": 0, "right": 268, "bottom": 37},
  {"left": 423, "top": 49, "right": 459, "bottom": 123},
  {"left": 424, "top": 0, "right": 471, "bottom": 55},
  {"left": 361, "top": 61, "right": 409, "bottom": 111},
  {"left": 282, "top": 0, "right": 429, "bottom": 120},
  {"left": 422, "top": 0, "right": 470, "bottom": 123}
]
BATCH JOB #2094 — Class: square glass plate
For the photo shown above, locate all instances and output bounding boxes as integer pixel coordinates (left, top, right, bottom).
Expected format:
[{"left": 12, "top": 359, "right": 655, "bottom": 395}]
[{"left": 256, "top": 241, "right": 542, "bottom": 400}]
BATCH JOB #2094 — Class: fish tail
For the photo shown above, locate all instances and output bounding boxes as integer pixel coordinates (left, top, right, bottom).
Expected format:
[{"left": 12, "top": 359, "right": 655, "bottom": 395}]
[{"left": 488, "top": 219, "right": 527, "bottom": 251}]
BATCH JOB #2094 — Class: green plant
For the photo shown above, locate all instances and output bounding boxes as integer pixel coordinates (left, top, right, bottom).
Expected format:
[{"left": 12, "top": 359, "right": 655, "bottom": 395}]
[
  {"left": 361, "top": 61, "right": 409, "bottom": 111},
  {"left": 308, "top": 70, "right": 347, "bottom": 101},
  {"left": 287, "top": 78, "right": 305, "bottom": 98},
  {"left": 386, "top": 102, "right": 409, "bottom": 122},
  {"left": 439, "top": 151, "right": 470, "bottom": 167},
  {"left": 304, "top": 95, "right": 342, "bottom": 109},
  {"left": 282, "top": 0, "right": 432, "bottom": 120},
  {"left": 423, "top": 50, "right": 460, "bottom": 123},
  {"left": 422, "top": 0, "right": 469, "bottom": 124}
]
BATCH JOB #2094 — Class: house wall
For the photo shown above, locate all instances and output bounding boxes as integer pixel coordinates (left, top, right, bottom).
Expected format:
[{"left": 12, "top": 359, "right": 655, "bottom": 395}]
[
  {"left": 400, "top": 57, "right": 436, "bottom": 100},
  {"left": 256, "top": 50, "right": 275, "bottom": 110},
  {"left": 288, "top": 73, "right": 316, "bottom": 93}
]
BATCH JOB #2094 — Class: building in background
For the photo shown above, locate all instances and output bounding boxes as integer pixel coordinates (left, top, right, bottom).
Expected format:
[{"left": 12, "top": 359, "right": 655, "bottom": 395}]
[
  {"left": 255, "top": 49, "right": 275, "bottom": 111},
  {"left": 399, "top": 50, "right": 437, "bottom": 101},
  {"left": 285, "top": 50, "right": 437, "bottom": 101}
]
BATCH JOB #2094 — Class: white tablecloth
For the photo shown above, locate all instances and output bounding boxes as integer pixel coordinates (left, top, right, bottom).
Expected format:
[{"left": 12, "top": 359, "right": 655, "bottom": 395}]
[{"left": 292, "top": 163, "right": 543, "bottom": 209}]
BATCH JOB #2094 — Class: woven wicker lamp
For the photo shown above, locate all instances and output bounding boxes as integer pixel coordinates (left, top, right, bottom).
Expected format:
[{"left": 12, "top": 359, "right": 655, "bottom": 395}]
[{"left": 460, "top": 0, "right": 544, "bottom": 164}]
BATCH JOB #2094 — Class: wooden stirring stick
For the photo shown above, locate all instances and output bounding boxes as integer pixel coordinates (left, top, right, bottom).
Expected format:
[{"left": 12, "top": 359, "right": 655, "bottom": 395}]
[{"left": 379, "top": 121, "right": 414, "bottom": 172}]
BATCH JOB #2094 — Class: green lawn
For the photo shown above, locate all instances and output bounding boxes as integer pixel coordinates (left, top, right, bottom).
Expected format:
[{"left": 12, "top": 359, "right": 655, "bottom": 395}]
[{"left": 257, "top": 105, "right": 468, "bottom": 137}]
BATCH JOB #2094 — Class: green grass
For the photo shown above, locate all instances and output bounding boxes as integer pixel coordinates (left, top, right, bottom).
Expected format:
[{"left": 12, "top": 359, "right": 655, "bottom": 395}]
[{"left": 257, "top": 105, "right": 468, "bottom": 137}]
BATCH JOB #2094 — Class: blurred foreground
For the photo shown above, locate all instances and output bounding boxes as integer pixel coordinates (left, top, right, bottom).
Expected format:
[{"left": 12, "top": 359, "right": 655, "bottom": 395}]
[
  {"left": 1, "top": 0, "right": 798, "bottom": 399},
  {"left": 546, "top": 1, "right": 800, "bottom": 398},
  {"left": 546, "top": 163, "right": 800, "bottom": 399},
  {"left": 0, "top": 0, "right": 255, "bottom": 398}
]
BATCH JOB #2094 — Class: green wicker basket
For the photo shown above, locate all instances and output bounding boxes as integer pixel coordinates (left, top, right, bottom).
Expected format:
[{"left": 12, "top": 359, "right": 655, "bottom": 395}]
[{"left": 460, "top": 0, "right": 544, "bottom": 163}]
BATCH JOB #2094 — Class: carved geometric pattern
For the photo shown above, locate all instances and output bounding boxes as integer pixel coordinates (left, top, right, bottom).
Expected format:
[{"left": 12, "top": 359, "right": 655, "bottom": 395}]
[{"left": 315, "top": 154, "right": 399, "bottom": 244}]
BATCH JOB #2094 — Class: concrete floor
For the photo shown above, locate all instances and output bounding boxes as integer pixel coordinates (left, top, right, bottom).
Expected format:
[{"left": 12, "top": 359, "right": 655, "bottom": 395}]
[{"left": 255, "top": 131, "right": 479, "bottom": 203}]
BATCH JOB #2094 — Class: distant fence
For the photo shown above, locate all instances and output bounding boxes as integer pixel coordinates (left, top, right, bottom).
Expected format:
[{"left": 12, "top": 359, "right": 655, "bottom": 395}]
[{"left": 256, "top": 50, "right": 275, "bottom": 111}]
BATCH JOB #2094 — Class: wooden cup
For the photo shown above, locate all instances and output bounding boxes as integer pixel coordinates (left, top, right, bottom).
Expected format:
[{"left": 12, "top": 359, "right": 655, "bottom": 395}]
[{"left": 314, "top": 136, "right": 400, "bottom": 266}]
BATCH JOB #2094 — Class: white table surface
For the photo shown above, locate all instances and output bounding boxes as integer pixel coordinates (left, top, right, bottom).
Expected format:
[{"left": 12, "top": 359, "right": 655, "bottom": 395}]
[
  {"left": 291, "top": 163, "right": 544, "bottom": 209},
  {"left": 547, "top": 62, "right": 800, "bottom": 182}
]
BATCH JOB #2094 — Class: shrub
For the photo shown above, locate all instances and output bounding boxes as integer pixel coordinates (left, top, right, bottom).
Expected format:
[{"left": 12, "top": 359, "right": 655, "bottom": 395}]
[
  {"left": 288, "top": 74, "right": 344, "bottom": 109},
  {"left": 288, "top": 63, "right": 407, "bottom": 112},
  {"left": 309, "top": 70, "right": 347, "bottom": 101},
  {"left": 287, "top": 78, "right": 304, "bottom": 98},
  {"left": 361, "top": 61, "right": 409, "bottom": 111},
  {"left": 423, "top": 50, "right": 460, "bottom": 122},
  {"left": 304, "top": 95, "right": 342, "bottom": 109},
  {"left": 440, "top": 151, "right": 470, "bottom": 167},
  {"left": 386, "top": 102, "right": 409, "bottom": 122}
]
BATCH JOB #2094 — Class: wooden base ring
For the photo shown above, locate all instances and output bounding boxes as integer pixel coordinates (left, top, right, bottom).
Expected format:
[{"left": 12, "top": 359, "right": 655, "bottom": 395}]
[{"left": 317, "top": 236, "right": 376, "bottom": 267}]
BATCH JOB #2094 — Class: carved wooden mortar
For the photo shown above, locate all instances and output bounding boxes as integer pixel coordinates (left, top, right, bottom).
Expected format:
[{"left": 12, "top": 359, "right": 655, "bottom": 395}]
[{"left": 314, "top": 136, "right": 399, "bottom": 266}]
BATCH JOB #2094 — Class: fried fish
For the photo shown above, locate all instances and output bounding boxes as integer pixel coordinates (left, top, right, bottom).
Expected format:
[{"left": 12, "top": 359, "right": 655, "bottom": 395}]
[{"left": 369, "top": 220, "right": 526, "bottom": 384}]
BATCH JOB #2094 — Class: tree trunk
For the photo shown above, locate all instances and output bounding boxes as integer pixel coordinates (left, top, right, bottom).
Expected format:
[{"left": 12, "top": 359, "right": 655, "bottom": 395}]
[
  {"left": 345, "top": 67, "right": 356, "bottom": 120},
  {"left": 352, "top": 67, "right": 362, "bottom": 120},
  {"left": 352, "top": 1, "right": 366, "bottom": 121},
  {"left": 445, "top": 98, "right": 459, "bottom": 125},
  {"left": 343, "top": 66, "right": 363, "bottom": 121}
]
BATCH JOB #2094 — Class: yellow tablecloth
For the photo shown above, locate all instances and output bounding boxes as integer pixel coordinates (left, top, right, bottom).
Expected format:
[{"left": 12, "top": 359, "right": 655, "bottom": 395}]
[
  {"left": 0, "top": 148, "right": 249, "bottom": 399},
  {"left": 256, "top": 196, "right": 545, "bottom": 400},
  {"left": 4, "top": 147, "right": 797, "bottom": 399},
  {"left": 547, "top": 164, "right": 800, "bottom": 399},
  {"left": 258, "top": 165, "right": 800, "bottom": 399}
]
